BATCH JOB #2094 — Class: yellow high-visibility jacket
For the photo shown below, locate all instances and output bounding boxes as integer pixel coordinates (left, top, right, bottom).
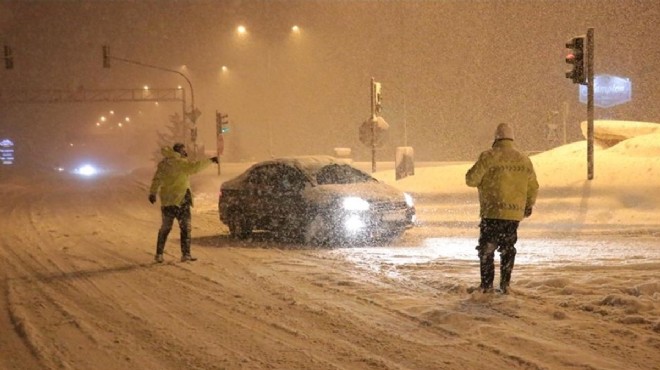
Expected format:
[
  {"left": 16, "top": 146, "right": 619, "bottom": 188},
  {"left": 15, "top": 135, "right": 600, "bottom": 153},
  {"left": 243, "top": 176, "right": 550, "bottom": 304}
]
[
  {"left": 466, "top": 140, "right": 539, "bottom": 221},
  {"left": 149, "top": 146, "right": 212, "bottom": 207}
]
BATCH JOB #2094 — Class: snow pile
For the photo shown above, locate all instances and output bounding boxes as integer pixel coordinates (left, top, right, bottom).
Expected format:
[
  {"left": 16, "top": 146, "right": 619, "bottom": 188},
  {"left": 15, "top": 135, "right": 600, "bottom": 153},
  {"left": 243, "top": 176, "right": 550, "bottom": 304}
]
[
  {"left": 579, "top": 120, "right": 660, "bottom": 147},
  {"left": 373, "top": 122, "right": 660, "bottom": 233}
]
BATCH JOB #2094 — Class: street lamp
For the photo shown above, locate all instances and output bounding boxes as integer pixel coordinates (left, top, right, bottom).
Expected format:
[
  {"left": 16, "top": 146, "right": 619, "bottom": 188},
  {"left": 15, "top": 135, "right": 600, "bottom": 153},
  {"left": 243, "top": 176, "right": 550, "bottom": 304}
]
[
  {"left": 101, "top": 48, "right": 199, "bottom": 154},
  {"left": 233, "top": 24, "right": 301, "bottom": 158}
]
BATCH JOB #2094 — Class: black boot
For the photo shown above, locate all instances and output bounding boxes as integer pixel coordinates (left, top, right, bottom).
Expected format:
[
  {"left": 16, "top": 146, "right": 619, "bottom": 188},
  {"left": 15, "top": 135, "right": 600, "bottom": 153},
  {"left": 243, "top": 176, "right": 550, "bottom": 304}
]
[
  {"left": 156, "top": 228, "right": 170, "bottom": 255},
  {"left": 478, "top": 243, "right": 497, "bottom": 292},
  {"left": 499, "top": 245, "right": 517, "bottom": 293}
]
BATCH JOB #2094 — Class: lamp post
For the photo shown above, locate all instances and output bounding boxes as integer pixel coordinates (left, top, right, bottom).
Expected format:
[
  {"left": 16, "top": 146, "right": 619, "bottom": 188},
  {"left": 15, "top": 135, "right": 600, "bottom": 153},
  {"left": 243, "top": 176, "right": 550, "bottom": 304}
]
[
  {"left": 234, "top": 24, "right": 301, "bottom": 159},
  {"left": 101, "top": 48, "right": 200, "bottom": 155}
]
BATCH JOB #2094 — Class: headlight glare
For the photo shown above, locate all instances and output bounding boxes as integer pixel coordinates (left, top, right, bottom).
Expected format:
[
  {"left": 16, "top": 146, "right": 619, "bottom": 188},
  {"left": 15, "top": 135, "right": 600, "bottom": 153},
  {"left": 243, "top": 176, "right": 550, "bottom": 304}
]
[
  {"left": 73, "top": 164, "right": 98, "bottom": 177},
  {"left": 404, "top": 193, "right": 414, "bottom": 207},
  {"left": 342, "top": 196, "right": 369, "bottom": 211},
  {"left": 344, "top": 214, "right": 366, "bottom": 233}
]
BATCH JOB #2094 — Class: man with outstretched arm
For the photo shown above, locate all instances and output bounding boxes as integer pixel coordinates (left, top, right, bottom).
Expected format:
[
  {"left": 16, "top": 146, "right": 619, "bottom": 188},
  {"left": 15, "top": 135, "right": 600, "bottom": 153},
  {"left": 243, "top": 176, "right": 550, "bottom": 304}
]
[{"left": 149, "top": 143, "right": 218, "bottom": 263}]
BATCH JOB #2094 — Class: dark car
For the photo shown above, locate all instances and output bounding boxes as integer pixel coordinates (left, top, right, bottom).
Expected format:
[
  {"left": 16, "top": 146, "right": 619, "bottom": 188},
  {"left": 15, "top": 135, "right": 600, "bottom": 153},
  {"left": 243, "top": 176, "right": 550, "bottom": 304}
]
[{"left": 219, "top": 156, "right": 415, "bottom": 244}]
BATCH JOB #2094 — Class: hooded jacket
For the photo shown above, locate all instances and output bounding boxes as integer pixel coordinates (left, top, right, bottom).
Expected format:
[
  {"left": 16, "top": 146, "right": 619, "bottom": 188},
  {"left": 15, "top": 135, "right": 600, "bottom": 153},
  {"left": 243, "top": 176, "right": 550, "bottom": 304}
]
[
  {"left": 149, "top": 146, "right": 213, "bottom": 207},
  {"left": 466, "top": 139, "right": 539, "bottom": 221}
]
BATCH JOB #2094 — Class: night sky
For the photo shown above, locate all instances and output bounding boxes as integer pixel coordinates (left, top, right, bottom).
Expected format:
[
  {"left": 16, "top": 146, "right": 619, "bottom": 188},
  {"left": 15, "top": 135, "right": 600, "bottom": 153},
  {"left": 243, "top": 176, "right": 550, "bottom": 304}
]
[{"left": 1, "top": 0, "right": 658, "bottom": 167}]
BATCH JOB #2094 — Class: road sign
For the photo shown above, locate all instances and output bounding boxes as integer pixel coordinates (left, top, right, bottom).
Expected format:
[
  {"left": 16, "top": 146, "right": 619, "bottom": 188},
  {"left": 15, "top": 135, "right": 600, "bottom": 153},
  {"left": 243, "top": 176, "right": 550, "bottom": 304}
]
[
  {"left": 359, "top": 116, "right": 389, "bottom": 148},
  {"left": 579, "top": 75, "right": 631, "bottom": 108},
  {"left": 187, "top": 108, "right": 201, "bottom": 123}
]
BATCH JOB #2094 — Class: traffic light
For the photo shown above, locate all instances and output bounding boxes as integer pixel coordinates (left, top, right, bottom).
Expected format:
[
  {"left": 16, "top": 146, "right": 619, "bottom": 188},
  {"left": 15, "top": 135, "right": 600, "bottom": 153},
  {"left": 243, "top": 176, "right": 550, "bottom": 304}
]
[
  {"left": 565, "top": 36, "right": 586, "bottom": 84},
  {"left": 102, "top": 45, "right": 110, "bottom": 68},
  {"left": 4, "top": 45, "right": 13, "bottom": 69},
  {"left": 374, "top": 82, "right": 382, "bottom": 114},
  {"left": 216, "top": 112, "right": 229, "bottom": 134}
]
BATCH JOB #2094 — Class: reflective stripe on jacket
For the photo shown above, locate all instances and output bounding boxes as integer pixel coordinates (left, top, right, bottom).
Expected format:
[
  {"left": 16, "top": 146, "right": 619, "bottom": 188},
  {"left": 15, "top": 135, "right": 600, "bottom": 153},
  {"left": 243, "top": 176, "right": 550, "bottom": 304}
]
[
  {"left": 149, "top": 146, "right": 212, "bottom": 207},
  {"left": 466, "top": 140, "right": 539, "bottom": 221}
]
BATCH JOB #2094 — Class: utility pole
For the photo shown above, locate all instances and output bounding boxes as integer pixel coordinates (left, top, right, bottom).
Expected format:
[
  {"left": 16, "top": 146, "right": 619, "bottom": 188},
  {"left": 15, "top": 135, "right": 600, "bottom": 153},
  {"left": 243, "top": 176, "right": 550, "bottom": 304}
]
[
  {"left": 215, "top": 111, "right": 228, "bottom": 175},
  {"left": 371, "top": 78, "right": 377, "bottom": 173},
  {"left": 562, "top": 101, "right": 569, "bottom": 145},
  {"left": 586, "top": 28, "right": 595, "bottom": 180},
  {"left": 564, "top": 29, "right": 594, "bottom": 180},
  {"left": 371, "top": 77, "right": 383, "bottom": 173},
  {"left": 358, "top": 78, "right": 388, "bottom": 173}
]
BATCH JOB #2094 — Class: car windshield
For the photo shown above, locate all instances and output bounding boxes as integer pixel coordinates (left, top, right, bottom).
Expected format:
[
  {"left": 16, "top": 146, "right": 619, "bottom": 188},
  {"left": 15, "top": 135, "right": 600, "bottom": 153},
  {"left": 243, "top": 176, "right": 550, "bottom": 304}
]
[{"left": 315, "top": 164, "right": 376, "bottom": 185}]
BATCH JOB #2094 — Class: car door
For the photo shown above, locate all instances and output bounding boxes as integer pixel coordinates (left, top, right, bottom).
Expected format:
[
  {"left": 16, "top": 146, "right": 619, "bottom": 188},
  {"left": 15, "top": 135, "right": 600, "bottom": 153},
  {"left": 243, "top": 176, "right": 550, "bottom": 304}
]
[
  {"left": 269, "top": 165, "right": 308, "bottom": 231},
  {"left": 243, "top": 165, "right": 278, "bottom": 228}
]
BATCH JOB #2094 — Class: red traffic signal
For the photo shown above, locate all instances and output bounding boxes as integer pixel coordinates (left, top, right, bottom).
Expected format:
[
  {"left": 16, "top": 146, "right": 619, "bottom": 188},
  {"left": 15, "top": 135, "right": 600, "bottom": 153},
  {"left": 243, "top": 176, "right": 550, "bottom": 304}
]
[{"left": 565, "top": 36, "right": 586, "bottom": 84}]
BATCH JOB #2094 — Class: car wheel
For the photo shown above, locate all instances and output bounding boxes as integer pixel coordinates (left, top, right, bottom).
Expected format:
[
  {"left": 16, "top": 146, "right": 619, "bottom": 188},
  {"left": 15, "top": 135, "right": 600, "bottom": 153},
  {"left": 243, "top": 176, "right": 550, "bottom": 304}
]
[{"left": 228, "top": 214, "right": 253, "bottom": 239}]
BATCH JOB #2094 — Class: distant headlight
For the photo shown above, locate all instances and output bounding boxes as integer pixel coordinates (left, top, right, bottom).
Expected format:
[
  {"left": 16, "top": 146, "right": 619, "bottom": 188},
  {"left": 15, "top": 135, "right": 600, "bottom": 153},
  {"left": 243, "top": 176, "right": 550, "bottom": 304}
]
[
  {"left": 73, "top": 164, "right": 98, "bottom": 177},
  {"left": 342, "top": 196, "right": 369, "bottom": 211},
  {"left": 404, "top": 193, "right": 414, "bottom": 207}
]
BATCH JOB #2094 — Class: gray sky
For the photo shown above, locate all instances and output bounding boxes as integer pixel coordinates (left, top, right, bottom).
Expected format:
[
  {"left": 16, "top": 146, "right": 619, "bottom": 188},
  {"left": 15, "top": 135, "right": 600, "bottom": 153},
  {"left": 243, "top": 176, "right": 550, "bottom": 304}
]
[{"left": 1, "top": 0, "right": 658, "bottom": 166}]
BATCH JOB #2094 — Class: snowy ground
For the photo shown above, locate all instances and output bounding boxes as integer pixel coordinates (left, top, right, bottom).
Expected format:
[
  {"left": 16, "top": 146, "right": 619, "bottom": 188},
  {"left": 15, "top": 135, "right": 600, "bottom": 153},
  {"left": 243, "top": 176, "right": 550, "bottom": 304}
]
[{"left": 0, "top": 124, "right": 658, "bottom": 369}]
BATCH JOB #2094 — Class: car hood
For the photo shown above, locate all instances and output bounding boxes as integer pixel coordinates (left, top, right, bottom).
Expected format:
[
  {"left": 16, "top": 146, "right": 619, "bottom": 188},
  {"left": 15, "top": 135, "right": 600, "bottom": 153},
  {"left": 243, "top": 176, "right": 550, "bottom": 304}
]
[{"left": 303, "top": 182, "right": 405, "bottom": 205}]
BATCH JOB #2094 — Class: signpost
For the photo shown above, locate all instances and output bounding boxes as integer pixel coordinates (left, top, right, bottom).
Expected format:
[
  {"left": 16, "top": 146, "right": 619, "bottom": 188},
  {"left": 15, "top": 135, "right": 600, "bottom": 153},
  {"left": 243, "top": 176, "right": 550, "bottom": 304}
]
[
  {"left": 215, "top": 111, "right": 228, "bottom": 175},
  {"left": 359, "top": 78, "right": 388, "bottom": 173},
  {"left": 565, "top": 28, "right": 595, "bottom": 180},
  {"left": 586, "top": 28, "right": 594, "bottom": 180}
]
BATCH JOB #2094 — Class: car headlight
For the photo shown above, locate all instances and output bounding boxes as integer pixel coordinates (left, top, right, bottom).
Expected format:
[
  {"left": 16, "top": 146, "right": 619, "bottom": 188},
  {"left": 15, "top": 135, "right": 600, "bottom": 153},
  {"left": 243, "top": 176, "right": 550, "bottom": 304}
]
[
  {"left": 344, "top": 214, "right": 366, "bottom": 233},
  {"left": 342, "top": 196, "right": 369, "bottom": 211},
  {"left": 73, "top": 164, "right": 98, "bottom": 177},
  {"left": 404, "top": 193, "right": 414, "bottom": 207}
]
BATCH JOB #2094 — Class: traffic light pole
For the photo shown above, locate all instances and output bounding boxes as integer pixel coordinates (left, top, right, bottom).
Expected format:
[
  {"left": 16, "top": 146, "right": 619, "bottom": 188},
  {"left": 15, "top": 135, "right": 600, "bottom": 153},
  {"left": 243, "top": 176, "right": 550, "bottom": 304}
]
[
  {"left": 215, "top": 111, "right": 228, "bottom": 176},
  {"left": 586, "top": 28, "right": 595, "bottom": 180},
  {"left": 102, "top": 47, "right": 199, "bottom": 156},
  {"left": 371, "top": 78, "right": 377, "bottom": 173}
]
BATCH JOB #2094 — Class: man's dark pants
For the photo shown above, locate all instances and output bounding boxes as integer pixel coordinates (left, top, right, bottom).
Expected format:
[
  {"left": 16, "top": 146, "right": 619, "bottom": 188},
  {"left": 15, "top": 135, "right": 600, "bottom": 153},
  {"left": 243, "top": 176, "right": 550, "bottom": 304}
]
[
  {"left": 477, "top": 218, "right": 519, "bottom": 291},
  {"left": 156, "top": 204, "right": 191, "bottom": 256}
]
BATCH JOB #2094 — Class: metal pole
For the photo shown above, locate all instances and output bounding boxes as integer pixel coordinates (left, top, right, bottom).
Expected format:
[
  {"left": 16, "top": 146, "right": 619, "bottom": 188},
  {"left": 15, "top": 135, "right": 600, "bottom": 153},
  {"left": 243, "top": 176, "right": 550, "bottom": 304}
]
[
  {"left": 267, "top": 47, "right": 273, "bottom": 158},
  {"left": 562, "top": 101, "right": 569, "bottom": 145},
  {"left": 370, "top": 78, "right": 376, "bottom": 173},
  {"left": 403, "top": 95, "right": 408, "bottom": 147},
  {"left": 182, "top": 93, "right": 187, "bottom": 146},
  {"left": 587, "top": 28, "right": 594, "bottom": 180},
  {"left": 108, "top": 55, "right": 197, "bottom": 153},
  {"left": 216, "top": 110, "right": 221, "bottom": 176}
]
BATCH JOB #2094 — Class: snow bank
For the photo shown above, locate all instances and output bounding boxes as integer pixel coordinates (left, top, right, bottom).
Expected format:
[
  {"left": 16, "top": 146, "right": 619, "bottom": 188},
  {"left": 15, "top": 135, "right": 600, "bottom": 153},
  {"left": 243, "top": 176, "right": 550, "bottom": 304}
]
[{"left": 580, "top": 120, "right": 660, "bottom": 147}]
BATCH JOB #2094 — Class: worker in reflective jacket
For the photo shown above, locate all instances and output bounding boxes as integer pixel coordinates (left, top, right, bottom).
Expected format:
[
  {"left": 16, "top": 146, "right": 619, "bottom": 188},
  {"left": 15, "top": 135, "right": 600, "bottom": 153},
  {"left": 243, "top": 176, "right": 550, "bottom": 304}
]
[
  {"left": 466, "top": 123, "right": 539, "bottom": 294},
  {"left": 149, "top": 143, "right": 217, "bottom": 263}
]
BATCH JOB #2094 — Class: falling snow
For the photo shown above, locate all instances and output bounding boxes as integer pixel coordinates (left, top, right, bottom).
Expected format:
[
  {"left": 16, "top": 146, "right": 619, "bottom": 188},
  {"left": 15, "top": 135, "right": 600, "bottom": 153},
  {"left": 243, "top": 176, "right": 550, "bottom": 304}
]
[
  {"left": 1, "top": 120, "right": 658, "bottom": 369},
  {"left": 1, "top": 1, "right": 659, "bottom": 369}
]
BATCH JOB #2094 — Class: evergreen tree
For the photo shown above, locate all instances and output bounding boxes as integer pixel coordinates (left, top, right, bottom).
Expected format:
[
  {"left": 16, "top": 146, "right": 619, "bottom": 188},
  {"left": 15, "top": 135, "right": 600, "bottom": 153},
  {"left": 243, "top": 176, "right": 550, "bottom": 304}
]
[{"left": 152, "top": 112, "right": 191, "bottom": 163}]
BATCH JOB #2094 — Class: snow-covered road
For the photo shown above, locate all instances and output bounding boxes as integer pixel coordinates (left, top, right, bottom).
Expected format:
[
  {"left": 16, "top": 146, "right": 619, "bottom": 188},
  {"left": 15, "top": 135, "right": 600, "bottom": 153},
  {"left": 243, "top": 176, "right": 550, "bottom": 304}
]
[{"left": 0, "top": 166, "right": 658, "bottom": 370}]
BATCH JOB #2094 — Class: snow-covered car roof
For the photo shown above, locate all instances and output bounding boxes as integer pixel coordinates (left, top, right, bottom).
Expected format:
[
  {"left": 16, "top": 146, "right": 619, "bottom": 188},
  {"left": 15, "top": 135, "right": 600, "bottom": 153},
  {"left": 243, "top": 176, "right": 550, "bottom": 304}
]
[
  {"left": 257, "top": 155, "right": 347, "bottom": 175},
  {"left": 224, "top": 155, "right": 370, "bottom": 187}
]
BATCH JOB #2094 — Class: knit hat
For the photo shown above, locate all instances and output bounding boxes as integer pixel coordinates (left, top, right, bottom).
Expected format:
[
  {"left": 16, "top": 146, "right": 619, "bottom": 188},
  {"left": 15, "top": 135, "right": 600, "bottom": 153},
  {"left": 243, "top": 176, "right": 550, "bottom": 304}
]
[
  {"left": 494, "top": 123, "right": 514, "bottom": 140},
  {"left": 173, "top": 142, "right": 186, "bottom": 153}
]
